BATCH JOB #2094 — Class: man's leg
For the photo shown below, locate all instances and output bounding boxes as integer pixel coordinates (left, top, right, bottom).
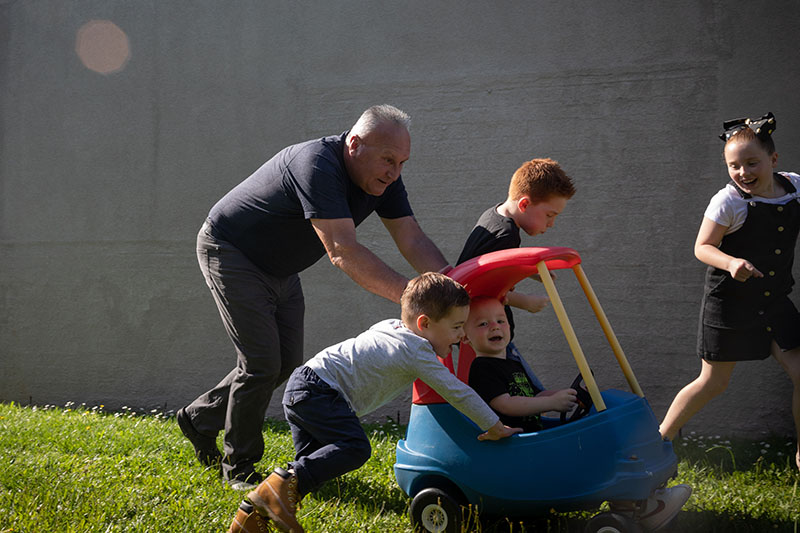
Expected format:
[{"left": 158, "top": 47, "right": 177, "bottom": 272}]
[
  {"left": 217, "top": 271, "right": 304, "bottom": 483},
  {"left": 178, "top": 225, "right": 237, "bottom": 464},
  {"left": 185, "top": 227, "right": 304, "bottom": 482}
]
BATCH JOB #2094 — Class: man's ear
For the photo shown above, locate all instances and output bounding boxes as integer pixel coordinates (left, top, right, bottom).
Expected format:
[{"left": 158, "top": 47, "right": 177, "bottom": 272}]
[
  {"left": 346, "top": 134, "right": 361, "bottom": 155},
  {"left": 517, "top": 196, "right": 530, "bottom": 212},
  {"left": 416, "top": 314, "right": 430, "bottom": 331}
]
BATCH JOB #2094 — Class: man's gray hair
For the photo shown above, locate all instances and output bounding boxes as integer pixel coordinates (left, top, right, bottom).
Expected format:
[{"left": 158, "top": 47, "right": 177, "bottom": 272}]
[{"left": 349, "top": 104, "right": 411, "bottom": 138}]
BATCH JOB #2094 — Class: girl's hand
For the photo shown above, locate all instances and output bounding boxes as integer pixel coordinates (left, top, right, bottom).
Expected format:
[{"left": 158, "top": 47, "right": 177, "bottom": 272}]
[{"left": 728, "top": 257, "right": 763, "bottom": 282}]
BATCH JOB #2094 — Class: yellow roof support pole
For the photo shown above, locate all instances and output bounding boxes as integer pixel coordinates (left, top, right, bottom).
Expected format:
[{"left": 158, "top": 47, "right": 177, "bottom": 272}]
[
  {"left": 537, "top": 261, "right": 607, "bottom": 412},
  {"left": 572, "top": 264, "right": 644, "bottom": 398}
]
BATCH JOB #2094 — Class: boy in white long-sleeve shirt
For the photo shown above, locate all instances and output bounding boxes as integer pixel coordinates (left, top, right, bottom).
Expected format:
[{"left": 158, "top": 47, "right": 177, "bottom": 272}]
[{"left": 233, "top": 272, "right": 519, "bottom": 533}]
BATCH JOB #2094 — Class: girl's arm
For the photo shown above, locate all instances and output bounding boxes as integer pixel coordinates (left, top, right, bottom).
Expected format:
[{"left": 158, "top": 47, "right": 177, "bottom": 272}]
[
  {"left": 694, "top": 216, "right": 763, "bottom": 281},
  {"left": 489, "top": 388, "right": 577, "bottom": 416}
]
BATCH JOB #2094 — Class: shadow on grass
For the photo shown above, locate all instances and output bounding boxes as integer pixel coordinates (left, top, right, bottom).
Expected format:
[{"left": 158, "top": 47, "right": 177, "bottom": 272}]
[
  {"left": 670, "top": 510, "right": 797, "bottom": 532},
  {"left": 304, "top": 475, "right": 798, "bottom": 533},
  {"left": 312, "top": 473, "right": 410, "bottom": 515},
  {"left": 480, "top": 513, "right": 587, "bottom": 533},
  {"left": 312, "top": 474, "right": 597, "bottom": 532}
]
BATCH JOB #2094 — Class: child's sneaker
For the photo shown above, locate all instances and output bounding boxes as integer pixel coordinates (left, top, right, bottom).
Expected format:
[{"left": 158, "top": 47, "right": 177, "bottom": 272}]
[
  {"left": 227, "top": 500, "right": 271, "bottom": 533},
  {"left": 247, "top": 467, "right": 304, "bottom": 533},
  {"left": 638, "top": 484, "right": 692, "bottom": 531}
]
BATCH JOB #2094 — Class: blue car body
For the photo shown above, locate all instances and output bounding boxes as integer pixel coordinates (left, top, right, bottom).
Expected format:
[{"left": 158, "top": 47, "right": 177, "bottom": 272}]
[{"left": 395, "top": 390, "right": 676, "bottom": 517}]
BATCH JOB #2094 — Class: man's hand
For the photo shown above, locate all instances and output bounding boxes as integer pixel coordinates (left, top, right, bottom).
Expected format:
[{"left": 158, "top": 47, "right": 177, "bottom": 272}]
[{"left": 477, "top": 421, "right": 522, "bottom": 441}]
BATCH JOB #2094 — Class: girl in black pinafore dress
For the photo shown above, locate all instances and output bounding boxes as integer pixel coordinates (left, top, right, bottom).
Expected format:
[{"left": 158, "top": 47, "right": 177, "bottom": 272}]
[{"left": 660, "top": 113, "right": 800, "bottom": 470}]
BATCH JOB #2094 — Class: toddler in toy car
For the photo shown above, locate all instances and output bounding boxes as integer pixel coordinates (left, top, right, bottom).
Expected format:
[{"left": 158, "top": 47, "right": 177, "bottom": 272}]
[{"left": 465, "top": 296, "right": 692, "bottom": 531}]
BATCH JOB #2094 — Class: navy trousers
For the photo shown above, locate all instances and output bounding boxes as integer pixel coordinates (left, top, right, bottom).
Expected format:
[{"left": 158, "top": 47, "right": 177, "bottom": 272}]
[{"left": 283, "top": 366, "right": 372, "bottom": 496}]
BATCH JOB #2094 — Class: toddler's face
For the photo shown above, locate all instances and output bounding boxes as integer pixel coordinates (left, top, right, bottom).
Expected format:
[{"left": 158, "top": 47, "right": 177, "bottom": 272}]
[
  {"left": 465, "top": 299, "right": 510, "bottom": 357},
  {"left": 724, "top": 138, "right": 778, "bottom": 197}
]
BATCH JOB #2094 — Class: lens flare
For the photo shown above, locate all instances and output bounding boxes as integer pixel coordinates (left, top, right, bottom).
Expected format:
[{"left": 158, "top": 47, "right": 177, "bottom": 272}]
[{"left": 75, "top": 20, "right": 130, "bottom": 75}]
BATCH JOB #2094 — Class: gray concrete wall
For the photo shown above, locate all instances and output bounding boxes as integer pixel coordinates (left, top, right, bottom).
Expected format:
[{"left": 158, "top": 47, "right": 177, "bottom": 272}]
[{"left": 2, "top": 1, "right": 799, "bottom": 440}]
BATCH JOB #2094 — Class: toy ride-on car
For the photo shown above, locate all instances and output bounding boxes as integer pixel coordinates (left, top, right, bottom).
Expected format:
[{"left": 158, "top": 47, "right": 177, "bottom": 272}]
[{"left": 394, "top": 247, "right": 678, "bottom": 533}]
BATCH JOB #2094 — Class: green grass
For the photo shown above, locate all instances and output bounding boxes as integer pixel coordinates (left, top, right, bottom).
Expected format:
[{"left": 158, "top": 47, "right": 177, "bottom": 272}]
[{"left": 0, "top": 402, "right": 797, "bottom": 532}]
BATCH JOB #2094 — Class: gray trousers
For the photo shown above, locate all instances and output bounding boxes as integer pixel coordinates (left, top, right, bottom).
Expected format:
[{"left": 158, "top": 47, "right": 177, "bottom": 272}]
[{"left": 185, "top": 220, "right": 305, "bottom": 479}]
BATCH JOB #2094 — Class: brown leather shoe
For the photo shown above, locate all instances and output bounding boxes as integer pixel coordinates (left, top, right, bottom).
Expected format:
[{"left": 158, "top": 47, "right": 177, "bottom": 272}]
[
  {"left": 247, "top": 468, "right": 304, "bottom": 533},
  {"left": 227, "top": 500, "right": 271, "bottom": 533}
]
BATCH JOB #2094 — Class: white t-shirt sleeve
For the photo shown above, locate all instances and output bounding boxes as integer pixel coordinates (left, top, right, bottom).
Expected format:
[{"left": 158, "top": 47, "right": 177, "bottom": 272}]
[{"left": 704, "top": 186, "right": 738, "bottom": 229}]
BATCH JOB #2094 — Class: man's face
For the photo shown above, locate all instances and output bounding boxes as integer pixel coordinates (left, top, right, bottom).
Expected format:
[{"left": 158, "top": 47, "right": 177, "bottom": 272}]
[
  {"left": 464, "top": 298, "right": 510, "bottom": 357},
  {"left": 346, "top": 123, "right": 411, "bottom": 196}
]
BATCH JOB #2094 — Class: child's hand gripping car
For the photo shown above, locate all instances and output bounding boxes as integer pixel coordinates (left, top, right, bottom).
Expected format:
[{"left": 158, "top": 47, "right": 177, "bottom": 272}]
[{"left": 394, "top": 247, "right": 678, "bottom": 533}]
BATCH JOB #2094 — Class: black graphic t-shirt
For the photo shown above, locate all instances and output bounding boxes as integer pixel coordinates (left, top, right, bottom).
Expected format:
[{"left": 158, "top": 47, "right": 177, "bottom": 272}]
[{"left": 468, "top": 356, "right": 543, "bottom": 432}]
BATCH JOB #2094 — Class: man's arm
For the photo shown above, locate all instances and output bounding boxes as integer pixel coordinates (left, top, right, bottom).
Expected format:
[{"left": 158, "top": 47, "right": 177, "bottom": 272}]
[
  {"left": 382, "top": 216, "right": 449, "bottom": 274},
  {"left": 311, "top": 217, "right": 409, "bottom": 303}
]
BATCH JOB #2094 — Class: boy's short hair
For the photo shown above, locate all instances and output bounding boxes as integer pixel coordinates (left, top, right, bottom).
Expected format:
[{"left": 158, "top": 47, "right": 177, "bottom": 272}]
[
  {"left": 401, "top": 272, "right": 470, "bottom": 323},
  {"left": 724, "top": 126, "right": 776, "bottom": 155},
  {"left": 508, "top": 158, "right": 576, "bottom": 202}
]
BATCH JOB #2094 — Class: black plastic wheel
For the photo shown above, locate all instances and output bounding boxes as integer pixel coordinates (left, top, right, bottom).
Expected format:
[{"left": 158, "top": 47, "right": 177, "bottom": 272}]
[
  {"left": 409, "top": 487, "right": 463, "bottom": 533},
  {"left": 584, "top": 512, "right": 643, "bottom": 533}
]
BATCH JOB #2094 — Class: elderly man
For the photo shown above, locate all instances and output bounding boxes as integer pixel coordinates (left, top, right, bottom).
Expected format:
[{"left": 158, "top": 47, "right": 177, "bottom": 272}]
[{"left": 177, "top": 105, "right": 449, "bottom": 489}]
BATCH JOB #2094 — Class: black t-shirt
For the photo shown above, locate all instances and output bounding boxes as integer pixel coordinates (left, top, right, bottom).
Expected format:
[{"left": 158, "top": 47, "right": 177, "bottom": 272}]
[
  {"left": 207, "top": 133, "right": 413, "bottom": 276},
  {"left": 456, "top": 204, "right": 521, "bottom": 265},
  {"left": 456, "top": 204, "right": 521, "bottom": 337},
  {"left": 469, "top": 356, "right": 543, "bottom": 432}
]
